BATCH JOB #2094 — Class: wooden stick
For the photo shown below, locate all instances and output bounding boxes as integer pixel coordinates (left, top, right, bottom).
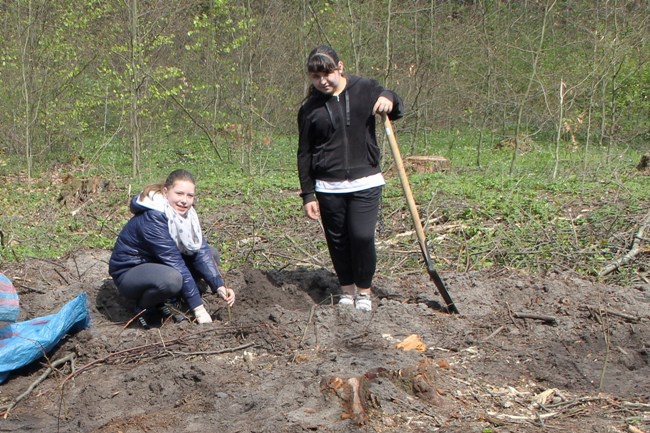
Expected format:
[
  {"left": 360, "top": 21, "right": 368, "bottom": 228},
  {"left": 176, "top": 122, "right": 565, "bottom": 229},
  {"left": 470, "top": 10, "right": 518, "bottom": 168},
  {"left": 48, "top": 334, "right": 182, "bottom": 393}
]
[
  {"left": 297, "top": 305, "right": 317, "bottom": 349},
  {"left": 284, "top": 234, "right": 326, "bottom": 267},
  {"left": 600, "top": 209, "right": 650, "bottom": 276},
  {"left": 1, "top": 353, "right": 76, "bottom": 418},
  {"left": 584, "top": 305, "right": 646, "bottom": 323},
  {"left": 170, "top": 342, "right": 255, "bottom": 357},
  {"left": 512, "top": 312, "right": 558, "bottom": 325},
  {"left": 487, "top": 410, "right": 559, "bottom": 422},
  {"left": 481, "top": 325, "right": 505, "bottom": 342},
  {"left": 61, "top": 326, "right": 259, "bottom": 385}
]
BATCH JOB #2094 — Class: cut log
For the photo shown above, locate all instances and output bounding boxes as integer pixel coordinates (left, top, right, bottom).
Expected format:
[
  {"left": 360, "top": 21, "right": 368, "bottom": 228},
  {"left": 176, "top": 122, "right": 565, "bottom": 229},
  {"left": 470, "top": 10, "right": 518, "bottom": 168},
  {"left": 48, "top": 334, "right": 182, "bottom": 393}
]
[
  {"left": 57, "top": 174, "right": 110, "bottom": 207},
  {"left": 404, "top": 155, "right": 450, "bottom": 173},
  {"left": 385, "top": 155, "right": 450, "bottom": 176}
]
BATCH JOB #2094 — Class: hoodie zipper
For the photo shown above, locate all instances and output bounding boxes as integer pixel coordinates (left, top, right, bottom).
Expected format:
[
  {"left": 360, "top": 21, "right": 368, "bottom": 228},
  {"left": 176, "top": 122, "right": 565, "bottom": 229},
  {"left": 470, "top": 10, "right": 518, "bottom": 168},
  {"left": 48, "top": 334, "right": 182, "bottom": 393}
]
[
  {"left": 324, "top": 92, "right": 351, "bottom": 179},
  {"left": 335, "top": 93, "right": 351, "bottom": 179}
]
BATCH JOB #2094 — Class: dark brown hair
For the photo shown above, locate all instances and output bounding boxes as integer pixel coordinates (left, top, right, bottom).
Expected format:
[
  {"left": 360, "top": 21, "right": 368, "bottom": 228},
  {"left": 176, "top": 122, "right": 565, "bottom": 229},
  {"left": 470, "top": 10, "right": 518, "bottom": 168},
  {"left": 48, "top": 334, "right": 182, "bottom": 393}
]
[
  {"left": 306, "top": 45, "right": 340, "bottom": 74},
  {"left": 304, "top": 45, "right": 343, "bottom": 100}
]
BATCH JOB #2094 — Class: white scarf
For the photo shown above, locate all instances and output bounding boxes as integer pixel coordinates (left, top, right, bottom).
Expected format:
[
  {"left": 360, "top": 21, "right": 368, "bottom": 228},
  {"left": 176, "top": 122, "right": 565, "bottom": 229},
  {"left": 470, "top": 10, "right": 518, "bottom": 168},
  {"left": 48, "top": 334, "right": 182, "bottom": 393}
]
[{"left": 137, "top": 192, "right": 203, "bottom": 255}]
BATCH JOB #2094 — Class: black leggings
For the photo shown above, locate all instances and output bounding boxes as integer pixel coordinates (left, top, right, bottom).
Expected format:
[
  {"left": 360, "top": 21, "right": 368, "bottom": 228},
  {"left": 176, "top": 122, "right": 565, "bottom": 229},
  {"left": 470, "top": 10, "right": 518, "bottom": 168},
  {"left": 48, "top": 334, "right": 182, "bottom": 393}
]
[
  {"left": 115, "top": 263, "right": 182, "bottom": 309},
  {"left": 316, "top": 186, "right": 382, "bottom": 288},
  {"left": 115, "top": 247, "right": 220, "bottom": 309}
]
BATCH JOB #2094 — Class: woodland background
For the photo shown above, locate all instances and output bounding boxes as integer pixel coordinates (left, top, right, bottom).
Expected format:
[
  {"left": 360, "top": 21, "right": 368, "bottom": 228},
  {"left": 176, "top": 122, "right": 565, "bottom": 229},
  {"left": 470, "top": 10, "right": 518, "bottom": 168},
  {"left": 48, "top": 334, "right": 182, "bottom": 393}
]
[{"left": 0, "top": 0, "right": 647, "bottom": 178}]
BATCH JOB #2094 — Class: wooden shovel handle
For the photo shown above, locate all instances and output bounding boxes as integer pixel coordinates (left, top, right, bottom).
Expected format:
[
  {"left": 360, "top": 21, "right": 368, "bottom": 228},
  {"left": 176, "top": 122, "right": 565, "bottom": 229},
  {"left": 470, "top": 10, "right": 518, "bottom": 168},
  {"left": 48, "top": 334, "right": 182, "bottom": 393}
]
[
  {"left": 382, "top": 115, "right": 460, "bottom": 314},
  {"left": 382, "top": 115, "right": 431, "bottom": 263}
]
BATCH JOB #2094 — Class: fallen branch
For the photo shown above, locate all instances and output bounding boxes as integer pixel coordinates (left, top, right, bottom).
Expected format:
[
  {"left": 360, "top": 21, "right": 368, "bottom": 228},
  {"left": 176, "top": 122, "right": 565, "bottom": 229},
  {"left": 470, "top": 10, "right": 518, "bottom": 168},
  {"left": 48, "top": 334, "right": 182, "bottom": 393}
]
[
  {"left": 290, "top": 304, "right": 318, "bottom": 363},
  {"left": 505, "top": 302, "right": 520, "bottom": 328},
  {"left": 1, "top": 353, "right": 76, "bottom": 418},
  {"left": 487, "top": 410, "right": 559, "bottom": 423},
  {"left": 584, "top": 305, "right": 646, "bottom": 323},
  {"left": 623, "top": 401, "right": 650, "bottom": 410},
  {"left": 512, "top": 312, "right": 558, "bottom": 325},
  {"left": 481, "top": 326, "right": 505, "bottom": 342},
  {"left": 600, "top": 209, "right": 650, "bottom": 276},
  {"left": 62, "top": 325, "right": 262, "bottom": 386},
  {"left": 15, "top": 283, "right": 47, "bottom": 294},
  {"left": 168, "top": 342, "right": 256, "bottom": 357}
]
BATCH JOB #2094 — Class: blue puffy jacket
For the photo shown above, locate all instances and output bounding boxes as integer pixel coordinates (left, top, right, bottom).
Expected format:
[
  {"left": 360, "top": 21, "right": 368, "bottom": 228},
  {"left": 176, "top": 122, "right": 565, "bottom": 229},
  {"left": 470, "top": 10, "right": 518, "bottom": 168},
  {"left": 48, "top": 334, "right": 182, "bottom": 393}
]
[{"left": 108, "top": 195, "right": 224, "bottom": 309}]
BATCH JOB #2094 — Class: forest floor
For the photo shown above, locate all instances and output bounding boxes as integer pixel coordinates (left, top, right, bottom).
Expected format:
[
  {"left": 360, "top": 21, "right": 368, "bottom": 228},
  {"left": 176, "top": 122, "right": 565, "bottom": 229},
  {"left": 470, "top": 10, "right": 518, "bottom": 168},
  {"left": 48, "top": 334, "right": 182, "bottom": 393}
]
[{"left": 0, "top": 248, "right": 648, "bottom": 433}]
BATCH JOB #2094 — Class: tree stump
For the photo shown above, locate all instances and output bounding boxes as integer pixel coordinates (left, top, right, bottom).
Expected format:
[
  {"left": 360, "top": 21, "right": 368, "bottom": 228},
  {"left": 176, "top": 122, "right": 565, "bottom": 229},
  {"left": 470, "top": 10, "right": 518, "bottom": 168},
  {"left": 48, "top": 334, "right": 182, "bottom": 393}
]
[
  {"left": 385, "top": 155, "right": 450, "bottom": 176},
  {"left": 320, "top": 358, "right": 440, "bottom": 425},
  {"left": 57, "top": 174, "right": 110, "bottom": 207},
  {"left": 404, "top": 155, "right": 450, "bottom": 173}
]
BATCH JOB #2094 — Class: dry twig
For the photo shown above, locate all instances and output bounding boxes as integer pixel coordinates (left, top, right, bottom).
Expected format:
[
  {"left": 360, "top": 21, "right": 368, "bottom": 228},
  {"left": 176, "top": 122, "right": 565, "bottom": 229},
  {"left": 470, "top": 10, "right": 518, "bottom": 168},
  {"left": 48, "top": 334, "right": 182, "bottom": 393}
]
[
  {"left": 1, "top": 353, "right": 76, "bottom": 418},
  {"left": 284, "top": 234, "right": 326, "bottom": 267},
  {"left": 584, "top": 305, "right": 646, "bottom": 323},
  {"left": 512, "top": 312, "right": 558, "bottom": 325},
  {"left": 481, "top": 326, "right": 505, "bottom": 342},
  {"left": 62, "top": 326, "right": 260, "bottom": 386},
  {"left": 170, "top": 342, "right": 256, "bottom": 357},
  {"left": 600, "top": 209, "right": 650, "bottom": 276}
]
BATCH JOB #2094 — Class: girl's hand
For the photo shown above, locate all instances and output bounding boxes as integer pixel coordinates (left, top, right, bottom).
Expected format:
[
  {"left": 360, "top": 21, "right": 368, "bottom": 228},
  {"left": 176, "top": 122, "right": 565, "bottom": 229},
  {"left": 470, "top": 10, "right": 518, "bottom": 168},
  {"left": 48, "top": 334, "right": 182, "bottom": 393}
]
[
  {"left": 373, "top": 96, "right": 393, "bottom": 115},
  {"left": 193, "top": 304, "right": 212, "bottom": 323},
  {"left": 304, "top": 201, "right": 320, "bottom": 220},
  {"left": 216, "top": 286, "right": 236, "bottom": 307}
]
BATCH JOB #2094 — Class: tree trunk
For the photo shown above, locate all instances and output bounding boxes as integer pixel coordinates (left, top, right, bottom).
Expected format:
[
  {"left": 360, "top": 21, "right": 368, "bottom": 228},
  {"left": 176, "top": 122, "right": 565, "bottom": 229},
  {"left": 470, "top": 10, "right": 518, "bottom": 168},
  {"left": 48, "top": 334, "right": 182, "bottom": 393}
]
[
  {"left": 510, "top": 0, "right": 556, "bottom": 175},
  {"left": 553, "top": 80, "right": 565, "bottom": 179},
  {"left": 129, "top": 0, "right": 142, "bottom": 178}
]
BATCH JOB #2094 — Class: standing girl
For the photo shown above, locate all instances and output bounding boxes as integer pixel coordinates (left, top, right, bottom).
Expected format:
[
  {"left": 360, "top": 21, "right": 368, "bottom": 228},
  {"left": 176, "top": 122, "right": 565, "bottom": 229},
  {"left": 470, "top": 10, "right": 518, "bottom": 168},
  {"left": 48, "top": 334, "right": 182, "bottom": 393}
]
[{"left": 297, "top": 45, "right": 403, "bottom": 311}]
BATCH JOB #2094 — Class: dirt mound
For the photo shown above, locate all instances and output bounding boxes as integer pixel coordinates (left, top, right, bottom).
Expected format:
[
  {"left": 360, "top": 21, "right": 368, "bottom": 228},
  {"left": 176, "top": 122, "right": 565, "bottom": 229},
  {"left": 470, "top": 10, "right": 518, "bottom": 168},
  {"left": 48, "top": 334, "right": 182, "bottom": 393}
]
[{"left": 0, "top": 249, "right": 648, "bottom": 432}]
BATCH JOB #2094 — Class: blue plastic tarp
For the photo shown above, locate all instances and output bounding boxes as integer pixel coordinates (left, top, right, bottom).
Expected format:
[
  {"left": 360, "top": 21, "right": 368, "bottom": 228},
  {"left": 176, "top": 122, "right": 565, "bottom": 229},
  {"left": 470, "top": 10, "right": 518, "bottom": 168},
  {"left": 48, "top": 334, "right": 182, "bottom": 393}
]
[
  {"left": 0, "top": 293, "right": 91, "bottom": 383},
  {"left": 0, "top": 273, "right": 19, "bottom": 323}
]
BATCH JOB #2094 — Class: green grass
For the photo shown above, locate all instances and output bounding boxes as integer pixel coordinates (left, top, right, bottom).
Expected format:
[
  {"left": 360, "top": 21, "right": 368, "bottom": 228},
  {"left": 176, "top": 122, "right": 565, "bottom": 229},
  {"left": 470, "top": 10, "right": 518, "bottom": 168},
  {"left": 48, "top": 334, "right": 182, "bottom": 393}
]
[{"left": 0, "top": 131, "right": 647, "bottom": 286}]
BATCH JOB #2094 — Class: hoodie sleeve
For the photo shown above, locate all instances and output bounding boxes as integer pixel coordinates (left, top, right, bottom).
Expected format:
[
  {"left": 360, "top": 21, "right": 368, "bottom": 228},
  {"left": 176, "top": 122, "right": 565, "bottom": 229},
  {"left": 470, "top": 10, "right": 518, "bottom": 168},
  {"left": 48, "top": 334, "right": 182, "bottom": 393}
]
[
  {"left": 297, "top": 104, "right": 317, "bottom": 205},
  {"left": 185, "top": 240, "right": 225, "bottom": 292},
  {"left": 358, "top": 75, "right": 404, "bottom": 121},
  {"left": 380, "top": 89, "right": 405, "bottom": 120}
]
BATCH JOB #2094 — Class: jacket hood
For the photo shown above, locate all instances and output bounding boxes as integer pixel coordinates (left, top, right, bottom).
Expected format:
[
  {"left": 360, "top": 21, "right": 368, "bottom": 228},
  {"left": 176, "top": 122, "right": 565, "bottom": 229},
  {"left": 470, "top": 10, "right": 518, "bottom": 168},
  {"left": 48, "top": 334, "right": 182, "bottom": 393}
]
[
  {"left": 130, "top": 192, "right": 166, "bottom": 215},
  {"left": 344, "top": 74, "right": 361, "bottom": 89}
]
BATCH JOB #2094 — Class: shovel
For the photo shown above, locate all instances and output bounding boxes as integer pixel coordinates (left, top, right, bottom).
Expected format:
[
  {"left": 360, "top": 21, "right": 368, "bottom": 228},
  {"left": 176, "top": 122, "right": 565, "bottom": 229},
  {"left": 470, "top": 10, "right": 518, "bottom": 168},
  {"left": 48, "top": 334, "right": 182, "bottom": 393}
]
[{"left": 382, "top": 115, "right": 459, "bottom": 314}]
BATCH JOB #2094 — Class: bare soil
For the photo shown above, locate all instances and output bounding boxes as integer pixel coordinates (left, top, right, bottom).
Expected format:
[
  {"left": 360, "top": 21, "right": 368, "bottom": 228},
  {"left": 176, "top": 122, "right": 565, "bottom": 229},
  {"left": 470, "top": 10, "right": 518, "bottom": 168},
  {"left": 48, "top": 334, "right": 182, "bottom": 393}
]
[{"left": 0, "top": 248, "right": 648, "bottom": 433}]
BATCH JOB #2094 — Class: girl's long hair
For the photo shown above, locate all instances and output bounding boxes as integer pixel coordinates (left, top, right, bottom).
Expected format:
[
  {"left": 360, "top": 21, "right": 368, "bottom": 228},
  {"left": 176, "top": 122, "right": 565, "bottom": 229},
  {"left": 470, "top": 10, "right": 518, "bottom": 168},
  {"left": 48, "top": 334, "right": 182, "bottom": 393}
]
[{"left": 140, "top": 169, "right": 196, "bottom": 200}]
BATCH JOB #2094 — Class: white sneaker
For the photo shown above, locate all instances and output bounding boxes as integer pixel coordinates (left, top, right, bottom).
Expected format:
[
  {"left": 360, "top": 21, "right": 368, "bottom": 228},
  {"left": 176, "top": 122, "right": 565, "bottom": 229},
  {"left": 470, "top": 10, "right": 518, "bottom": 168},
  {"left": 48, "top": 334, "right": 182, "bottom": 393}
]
[
  {"left": 338, "top": 294, "right": 354, "bottom": 306},
  {"left": 355, "top": 293, "right": 372, "bottom": 312}
]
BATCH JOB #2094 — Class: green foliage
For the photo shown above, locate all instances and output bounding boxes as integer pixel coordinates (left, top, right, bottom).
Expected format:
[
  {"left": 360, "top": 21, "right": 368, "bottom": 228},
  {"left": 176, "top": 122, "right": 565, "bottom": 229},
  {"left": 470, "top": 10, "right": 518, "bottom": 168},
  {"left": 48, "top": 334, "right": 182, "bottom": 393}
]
[
  {"left": 378, "top": 129, "right": 647, "bottom": 280},
  {"left": 2, "top": 129, "right": 646, "bottom": 288},
  {"left": 0, "top": 2, "right": 648, "bottom": 284}
]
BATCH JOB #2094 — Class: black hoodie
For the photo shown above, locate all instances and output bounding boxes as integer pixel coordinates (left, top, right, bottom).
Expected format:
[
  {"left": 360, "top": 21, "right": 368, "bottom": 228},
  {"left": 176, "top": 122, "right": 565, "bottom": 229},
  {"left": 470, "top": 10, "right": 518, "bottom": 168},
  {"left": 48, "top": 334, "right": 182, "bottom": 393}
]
[{"left": 297, "top": 75, "right": 404, "bottom": 204}]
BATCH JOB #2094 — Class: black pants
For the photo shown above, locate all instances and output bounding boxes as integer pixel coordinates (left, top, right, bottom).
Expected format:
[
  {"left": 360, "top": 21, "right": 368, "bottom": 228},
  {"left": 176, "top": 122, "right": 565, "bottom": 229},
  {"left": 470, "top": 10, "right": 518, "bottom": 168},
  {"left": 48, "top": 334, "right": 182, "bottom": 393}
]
[
  {"left": 115, "top": 247, "right": 220, "bottom": 309},
  {"left": 317, "top": 186, "right": 382, "bottom": 288},
  {"left": 115, "top": 263, "right": 182, "bottom": 309}
]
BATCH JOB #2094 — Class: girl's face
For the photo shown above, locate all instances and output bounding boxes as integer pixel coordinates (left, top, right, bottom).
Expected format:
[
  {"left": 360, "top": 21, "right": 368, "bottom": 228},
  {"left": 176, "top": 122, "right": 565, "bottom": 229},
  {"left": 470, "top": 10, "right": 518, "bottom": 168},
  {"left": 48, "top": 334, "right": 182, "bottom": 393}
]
[
  {"left": 164, "top": 180, "right": 195, "bottom": 215},
  {"left": 309, "top": 62, "right": 344, "bottom": 95}
]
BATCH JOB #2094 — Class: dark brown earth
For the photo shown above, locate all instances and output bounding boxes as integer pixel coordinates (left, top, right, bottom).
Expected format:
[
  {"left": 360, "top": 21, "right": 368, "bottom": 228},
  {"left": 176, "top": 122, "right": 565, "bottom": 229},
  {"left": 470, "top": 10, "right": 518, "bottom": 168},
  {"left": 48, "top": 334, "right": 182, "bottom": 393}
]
[{"left": 0, "top": 248, "right": 648, "bottom": 433}]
